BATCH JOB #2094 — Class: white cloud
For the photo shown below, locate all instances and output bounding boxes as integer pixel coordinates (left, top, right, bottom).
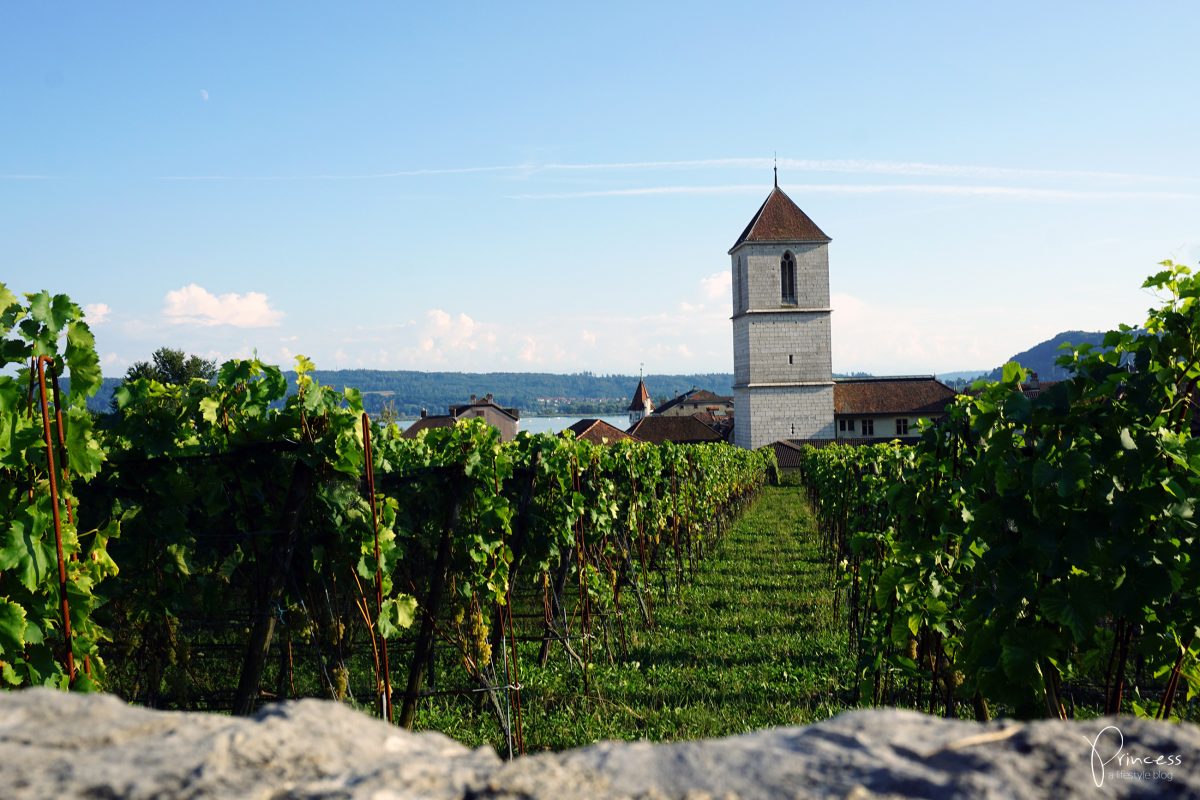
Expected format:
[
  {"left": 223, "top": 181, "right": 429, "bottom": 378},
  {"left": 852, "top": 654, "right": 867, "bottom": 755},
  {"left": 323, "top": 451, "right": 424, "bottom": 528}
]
[
  {"left": 700, "top": 271, "right": 728, "bottom": 301},
  {"left": 163, "top": 284, "right": 283, "bottom": 327},
  {"left": 84, "top": 303, "right": 110, "bottom": 324},
  {"left": 199, "top": 89, "right": 209, "bottom": 101},
  {"left": 411, "top": 309, "right": 499, "bottom": 364},
  {"left": 829, "top": 292, "right": 1036, "bottom": 374}
]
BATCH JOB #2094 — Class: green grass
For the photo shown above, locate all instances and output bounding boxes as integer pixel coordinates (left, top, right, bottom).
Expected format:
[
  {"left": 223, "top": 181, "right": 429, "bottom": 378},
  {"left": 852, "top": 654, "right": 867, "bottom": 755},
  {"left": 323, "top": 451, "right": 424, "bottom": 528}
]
[{"left": 414, "top": 485, "right": 855, "bottom": 751}]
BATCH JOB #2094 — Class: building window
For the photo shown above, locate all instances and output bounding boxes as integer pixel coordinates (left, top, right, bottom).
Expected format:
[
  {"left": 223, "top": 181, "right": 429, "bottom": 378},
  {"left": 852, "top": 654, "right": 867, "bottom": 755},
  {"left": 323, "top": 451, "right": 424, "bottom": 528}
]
[
  {"left": 737, "top": 255, "right": 747, "bottom": 312},
  {"left": 838, "top": 418, "right": 855, "bottom": 433},
  {"left": 896, "top": 418, "right": 909, "bottom": 435},
  {"left": 781, "top": 252, "right": 797, "bottom": 305},
  {"left": 861, "top": 418, "right": 874, "bottom": 436},
  {"left": 788, "top": 354, "right": 794, "bottom": 365}
]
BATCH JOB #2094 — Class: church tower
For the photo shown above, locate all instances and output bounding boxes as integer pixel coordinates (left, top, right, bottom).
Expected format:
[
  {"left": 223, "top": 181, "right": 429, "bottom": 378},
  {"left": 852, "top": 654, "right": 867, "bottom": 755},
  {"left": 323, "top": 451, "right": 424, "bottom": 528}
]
[
  {"left": 627, "top": 376, "right": 653, "bottom": 425},
  {"left": 730, "top": 178, "right": 835, "bottom": 448}
]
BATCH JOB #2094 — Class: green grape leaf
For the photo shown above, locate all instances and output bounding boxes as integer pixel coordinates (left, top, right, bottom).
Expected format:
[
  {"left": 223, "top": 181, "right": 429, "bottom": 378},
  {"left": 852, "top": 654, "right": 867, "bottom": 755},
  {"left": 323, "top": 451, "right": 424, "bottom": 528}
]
[
  {"left": 1041, "top": 583, "right": 1092, "bottom": 643},
  {"left": 199, "top": 397, "right": 220, "bottom": 424},
  {"left": 64, "top": 321, "right": 102, "bottom": 402},
  {"left": 0, "top": 599, "right": 28, "bottom": 657},
  {"left": 65, "top": 407, "right": 106, "bottom": 480},
  {"left": 377, "top": 595, "right": 418, "bottom": 638},
  {"left": 1000, "top": 638, "right": 1042, "bottom": 688},
  {"left": 1, "top": 517, "right": 55, "bottom": 592}
]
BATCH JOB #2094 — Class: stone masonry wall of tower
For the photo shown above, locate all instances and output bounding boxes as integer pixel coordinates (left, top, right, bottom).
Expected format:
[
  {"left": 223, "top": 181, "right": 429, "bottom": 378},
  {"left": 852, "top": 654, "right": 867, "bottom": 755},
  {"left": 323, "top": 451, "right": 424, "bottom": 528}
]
[{"left": 730, "top": 187, "right": 836, "bottom": 449}]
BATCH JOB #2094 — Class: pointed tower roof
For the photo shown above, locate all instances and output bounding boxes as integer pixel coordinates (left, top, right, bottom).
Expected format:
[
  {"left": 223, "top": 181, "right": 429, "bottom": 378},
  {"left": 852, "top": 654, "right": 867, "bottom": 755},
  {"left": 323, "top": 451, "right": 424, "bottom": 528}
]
[
  {"left": 728, "top": 185, "right": 830, "bottom": 253},
  {"left": 627, "top": 378, "right": 652, "bottom": 412}
]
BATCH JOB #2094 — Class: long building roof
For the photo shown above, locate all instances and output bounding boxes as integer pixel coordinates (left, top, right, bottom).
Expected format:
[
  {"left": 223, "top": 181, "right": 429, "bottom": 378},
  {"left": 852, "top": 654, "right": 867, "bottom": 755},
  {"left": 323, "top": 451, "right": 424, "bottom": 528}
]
[{"left": 834, "top": 377, "right": 956, "bottom": 416}]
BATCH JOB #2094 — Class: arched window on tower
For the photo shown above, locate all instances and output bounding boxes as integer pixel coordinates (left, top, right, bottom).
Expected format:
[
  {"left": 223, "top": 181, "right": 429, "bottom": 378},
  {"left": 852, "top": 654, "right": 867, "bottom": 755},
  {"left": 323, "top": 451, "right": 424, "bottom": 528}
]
[{"left": 780, "top": 252, "right": 797, "bottom": 305}]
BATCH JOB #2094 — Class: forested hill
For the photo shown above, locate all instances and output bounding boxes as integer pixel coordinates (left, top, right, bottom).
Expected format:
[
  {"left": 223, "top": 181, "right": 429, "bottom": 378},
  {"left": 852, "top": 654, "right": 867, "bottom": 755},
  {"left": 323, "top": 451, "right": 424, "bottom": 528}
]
[
  {"left": 83, "top": 370, "right": 735, "bottom": 417},
  {"left": 986, "top": 330, "right": 1107, "bottom": 382}
]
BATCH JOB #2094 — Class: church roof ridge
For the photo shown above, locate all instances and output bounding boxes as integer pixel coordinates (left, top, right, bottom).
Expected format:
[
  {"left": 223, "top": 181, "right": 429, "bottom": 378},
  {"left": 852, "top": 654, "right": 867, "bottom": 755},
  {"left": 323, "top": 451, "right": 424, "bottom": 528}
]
[{"left": 728, "top": 184, "right": 831, "bottom": 253}]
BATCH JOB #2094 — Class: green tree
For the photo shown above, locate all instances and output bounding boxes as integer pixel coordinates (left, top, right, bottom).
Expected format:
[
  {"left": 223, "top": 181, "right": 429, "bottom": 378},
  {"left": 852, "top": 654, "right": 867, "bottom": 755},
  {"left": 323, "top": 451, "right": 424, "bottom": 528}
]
[{"left": 124, "top": 347, "right": 217, "bottom": 386}]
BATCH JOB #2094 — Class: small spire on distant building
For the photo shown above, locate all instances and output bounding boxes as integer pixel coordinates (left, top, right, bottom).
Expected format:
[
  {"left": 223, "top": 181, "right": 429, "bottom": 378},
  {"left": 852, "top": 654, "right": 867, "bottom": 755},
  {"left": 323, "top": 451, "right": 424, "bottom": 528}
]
[
  {"left": 628, "top": 372, "right": 653, "bottom": 424},
  {"left": 773, "top": 152, "right": 778, "bottom": 187}
]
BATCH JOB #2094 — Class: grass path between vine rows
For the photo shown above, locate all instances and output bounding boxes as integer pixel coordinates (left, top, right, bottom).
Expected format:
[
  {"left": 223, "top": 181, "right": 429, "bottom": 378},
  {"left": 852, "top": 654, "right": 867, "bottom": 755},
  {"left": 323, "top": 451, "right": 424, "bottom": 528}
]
[{"left": 419, "top": 484, "right": 855, "bottom": 751}]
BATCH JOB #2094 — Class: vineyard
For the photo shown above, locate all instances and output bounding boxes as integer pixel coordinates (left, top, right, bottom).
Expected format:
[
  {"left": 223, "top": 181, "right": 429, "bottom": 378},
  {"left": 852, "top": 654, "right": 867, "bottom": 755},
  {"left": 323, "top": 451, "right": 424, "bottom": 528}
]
[
  {"left": 798, "top": 262, "right": 1200, "bottom": 722},
  {"left": 3, "top": 262, "right": 1198, "bottom": 750},
  {"left": 0, "top": 282, "right": 773, "bottom": 752}
]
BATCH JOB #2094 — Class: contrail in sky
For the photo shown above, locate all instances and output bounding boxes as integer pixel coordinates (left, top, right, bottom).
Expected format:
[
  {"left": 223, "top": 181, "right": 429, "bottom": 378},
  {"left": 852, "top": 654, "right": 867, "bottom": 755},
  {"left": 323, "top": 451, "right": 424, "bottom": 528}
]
[
  {"left": 509, "top": 184, "right": 1200, "bottom": 201},
  {"left": 156, "top": 157, "right": 1197, "bottom": 184}
]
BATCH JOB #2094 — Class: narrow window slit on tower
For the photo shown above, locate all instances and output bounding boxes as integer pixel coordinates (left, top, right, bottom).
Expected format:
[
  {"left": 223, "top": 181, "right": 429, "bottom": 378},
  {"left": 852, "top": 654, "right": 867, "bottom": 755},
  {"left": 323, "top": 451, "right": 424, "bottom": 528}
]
[{"left": 781, "top": 252, "right": 797, "bottom": 305}]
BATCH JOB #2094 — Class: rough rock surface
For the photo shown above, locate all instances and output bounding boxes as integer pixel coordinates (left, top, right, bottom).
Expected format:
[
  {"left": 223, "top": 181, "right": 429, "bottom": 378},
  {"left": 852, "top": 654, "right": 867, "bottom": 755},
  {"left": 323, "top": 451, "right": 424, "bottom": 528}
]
[{"left": 1, "top": 689, "right": 1196, "bottom": 799}]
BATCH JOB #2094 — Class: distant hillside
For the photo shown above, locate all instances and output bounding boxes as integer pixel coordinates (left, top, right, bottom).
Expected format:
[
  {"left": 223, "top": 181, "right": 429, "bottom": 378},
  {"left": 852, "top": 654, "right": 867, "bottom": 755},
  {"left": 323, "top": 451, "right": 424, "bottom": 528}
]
[
  {"left": 82, "top": 370, "right": 735, "bottom": 417},
  {"left": 936, "top": 370, "right": 988, "bottom": 383},
  {"left": 986, "top": 330, "right": 1108, "bottom": 382}
]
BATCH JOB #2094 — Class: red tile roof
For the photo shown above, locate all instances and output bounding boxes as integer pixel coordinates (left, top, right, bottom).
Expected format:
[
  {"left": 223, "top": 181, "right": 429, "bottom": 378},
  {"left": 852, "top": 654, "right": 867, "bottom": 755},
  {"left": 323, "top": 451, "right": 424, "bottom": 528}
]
[
  {"left": 626, "top": 414, "right": 723, "bottom": 444},
  {"left": 834, "top": 377, "right": 956, "bottom": 416},
  {"left": 729, "top": 186, "right": 830, "bottom": 252},
  {"left": 567, "top": 418, "right": 637, "bottom": 444}
]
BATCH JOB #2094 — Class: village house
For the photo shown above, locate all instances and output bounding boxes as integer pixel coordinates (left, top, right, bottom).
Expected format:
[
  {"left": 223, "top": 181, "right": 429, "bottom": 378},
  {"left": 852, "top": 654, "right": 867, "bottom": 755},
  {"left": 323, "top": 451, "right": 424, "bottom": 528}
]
[
  {"left": 402, "top": 393, "right": 521, "bottom": 441},
  {"left": 654, "top": 388, "right": 734, "bottom": 419},
  {"left": 833, "top": 376, "right": 957, "bottom": 441},
  {"left": 622, "top": 379, "right": 734, "bottom": 443}
]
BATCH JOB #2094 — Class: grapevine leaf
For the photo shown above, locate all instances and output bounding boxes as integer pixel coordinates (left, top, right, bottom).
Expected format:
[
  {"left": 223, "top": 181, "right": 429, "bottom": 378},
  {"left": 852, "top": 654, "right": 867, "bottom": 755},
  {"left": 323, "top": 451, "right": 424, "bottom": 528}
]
[
  {"left": 0, "top": 282, "right": 19, "bottom": 333},
  {"left": 1, "top": 517, "right": 54, "bottom": 592},
  {"left": 377, "top": 595, "right": 418, "bottom": 638},
  {"left": 0, "top": 661, "right": 19, "bottom": 686},
  {"left": 1000, "top": 638, "right": 1042, "bottom": 688},
  {"left": 165, "top": 543, "right": 192, "bottom": 576},
  {"left": 0, "top": 599, "right": 27, "bottom": 657},
  {"left": 1041, "top": 583, "right": 1092, "bottom": 643},
  {"left": 199, "top": 397, "right": 220, "bottom": 424},
  {"left": 64, "top": 321, "right": 102, "bottom": 402},
  {"left": 65, "top": 407, "right": 106, "bottom": 480},
  {"left": 1000, "top": 361, "right": 1025, "bottom": 385}
]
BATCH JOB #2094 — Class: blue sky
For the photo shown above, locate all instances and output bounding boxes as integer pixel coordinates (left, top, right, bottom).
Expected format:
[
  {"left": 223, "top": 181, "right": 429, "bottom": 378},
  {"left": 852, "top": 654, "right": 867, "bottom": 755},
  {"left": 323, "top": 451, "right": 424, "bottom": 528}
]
[{"left": 4, "top": 2, "right": 1199, "bottom": 377}]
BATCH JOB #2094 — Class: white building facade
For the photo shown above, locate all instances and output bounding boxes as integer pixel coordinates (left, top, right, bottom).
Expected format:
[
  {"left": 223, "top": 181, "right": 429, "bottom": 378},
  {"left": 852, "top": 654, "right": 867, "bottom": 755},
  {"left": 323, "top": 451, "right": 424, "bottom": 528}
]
[{"left": 730, "top": 182, "right": 835, "bottom": 449}]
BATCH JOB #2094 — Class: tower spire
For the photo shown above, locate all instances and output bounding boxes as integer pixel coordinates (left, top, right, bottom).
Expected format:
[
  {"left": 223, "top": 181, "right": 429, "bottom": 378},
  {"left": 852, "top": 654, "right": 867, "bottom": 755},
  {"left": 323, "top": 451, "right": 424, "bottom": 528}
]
[{"left": 773, "top": 152, "right": 778, "bottom": 187}]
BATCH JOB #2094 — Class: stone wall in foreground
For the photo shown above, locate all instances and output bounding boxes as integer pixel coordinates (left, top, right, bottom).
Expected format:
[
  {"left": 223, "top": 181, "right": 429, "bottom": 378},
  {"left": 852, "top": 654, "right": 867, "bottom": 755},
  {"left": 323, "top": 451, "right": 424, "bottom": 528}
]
[{"left": 1, "top": 688, "right": 1196, "bottom": 799}]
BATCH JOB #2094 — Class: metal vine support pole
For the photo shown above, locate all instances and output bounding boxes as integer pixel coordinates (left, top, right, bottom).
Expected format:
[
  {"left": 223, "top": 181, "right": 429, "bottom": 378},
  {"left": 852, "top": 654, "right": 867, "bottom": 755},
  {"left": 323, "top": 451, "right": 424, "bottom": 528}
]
[
  {"left": 48, "top": 369, "right": 91, "bottom": 678},
  {"left": 361, "top": 413, "right": 393, "bottom": 723},
  {"left": 35, "top": 357, "right": 75, "bottom": 683}
]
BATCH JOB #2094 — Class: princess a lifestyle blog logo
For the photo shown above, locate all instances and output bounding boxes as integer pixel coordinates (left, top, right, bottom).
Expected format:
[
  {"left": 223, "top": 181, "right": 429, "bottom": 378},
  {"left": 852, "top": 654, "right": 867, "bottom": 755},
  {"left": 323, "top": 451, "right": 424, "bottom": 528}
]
[{"left": 1087, "top": 725, "right": 1184, "bottom": 787}]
